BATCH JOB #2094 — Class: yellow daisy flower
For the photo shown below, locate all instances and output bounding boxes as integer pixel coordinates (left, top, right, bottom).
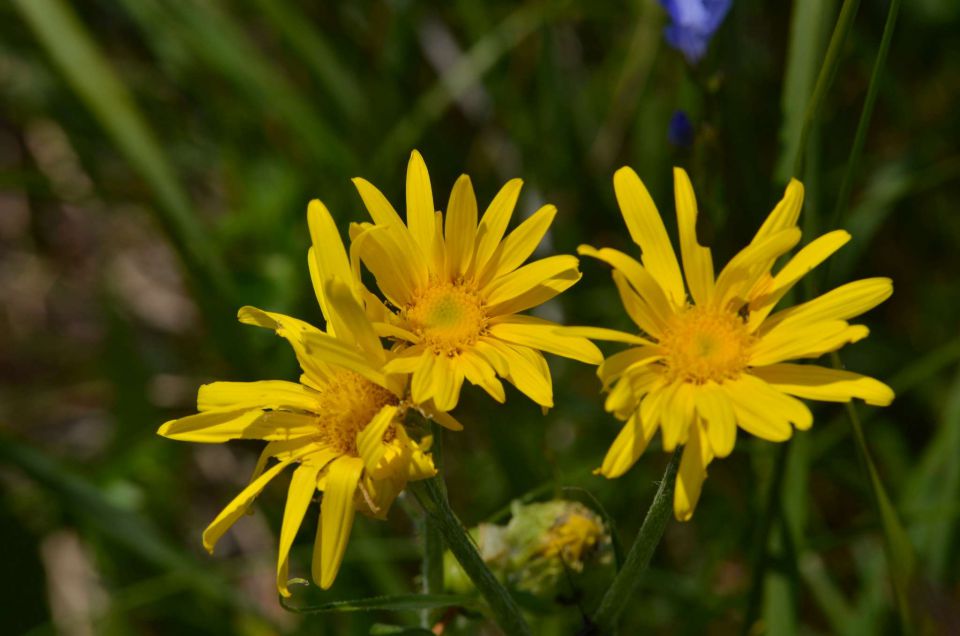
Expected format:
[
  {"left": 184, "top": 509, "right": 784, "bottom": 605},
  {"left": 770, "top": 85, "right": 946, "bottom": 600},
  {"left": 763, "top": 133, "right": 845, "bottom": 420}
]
[
  {"left": 577, "top": 167, "right": 894, "bottom": 521},
  {"left": 349, "top": 150, "right": 602, "bottom": 411},
  {"left": 158, "top": 202, "right": 454, "bottom": 595}
]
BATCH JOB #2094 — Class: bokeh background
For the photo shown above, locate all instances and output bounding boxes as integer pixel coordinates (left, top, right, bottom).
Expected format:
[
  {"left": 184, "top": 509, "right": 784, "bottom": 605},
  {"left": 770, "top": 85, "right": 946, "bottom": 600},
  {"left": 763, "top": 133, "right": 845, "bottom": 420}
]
[{"left": 2, "top": 0, "right": 959, "bottom": 634}]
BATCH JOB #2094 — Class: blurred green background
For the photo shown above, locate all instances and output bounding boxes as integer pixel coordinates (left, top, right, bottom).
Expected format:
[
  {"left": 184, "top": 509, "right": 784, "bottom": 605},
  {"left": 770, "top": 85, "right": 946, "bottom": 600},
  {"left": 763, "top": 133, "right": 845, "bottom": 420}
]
[{"left": 2, "top": 0, "right": 959, "bottom": 634}]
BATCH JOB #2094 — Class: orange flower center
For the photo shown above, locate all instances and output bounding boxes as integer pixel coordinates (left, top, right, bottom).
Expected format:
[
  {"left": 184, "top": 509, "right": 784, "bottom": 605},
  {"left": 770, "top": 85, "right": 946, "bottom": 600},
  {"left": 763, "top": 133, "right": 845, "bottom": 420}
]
[
  {"left": 659, "top": 305, "right": 754, "bottom": 384},
  {"left": 404, "top": 281, "right": 487, "bottom": 354},
  {"left": 312, "top": 371, "right": 398, "bottom": 455}
]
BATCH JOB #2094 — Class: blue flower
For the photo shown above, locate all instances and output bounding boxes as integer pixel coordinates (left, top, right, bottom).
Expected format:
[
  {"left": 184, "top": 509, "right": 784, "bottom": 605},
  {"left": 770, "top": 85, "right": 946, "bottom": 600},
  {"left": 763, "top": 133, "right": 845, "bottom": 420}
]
[
  {"left": 668, "top": 110, "right": 694, "bottom": 148},
  {"left": 660, "top": 0, "right": 732, "bottom": 64}
]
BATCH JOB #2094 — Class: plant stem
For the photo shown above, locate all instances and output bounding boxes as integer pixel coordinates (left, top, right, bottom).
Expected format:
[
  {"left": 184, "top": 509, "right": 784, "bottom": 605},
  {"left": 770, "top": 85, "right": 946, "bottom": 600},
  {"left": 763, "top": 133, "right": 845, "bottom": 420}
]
[
  {"left": 828, "top": 0, "right": 902, "bottom": 232},
  {"left": 420, "top": 423, "right": 445, "bottom": 628},
  {"left": 410, "top": 477, "right": 531, "bottom": 636},
  {"left": 792, "top": 0, "right": 861, "bottom": 176},
  {"left": 588, "top": 449, "right": 681, "bottom": 634}
]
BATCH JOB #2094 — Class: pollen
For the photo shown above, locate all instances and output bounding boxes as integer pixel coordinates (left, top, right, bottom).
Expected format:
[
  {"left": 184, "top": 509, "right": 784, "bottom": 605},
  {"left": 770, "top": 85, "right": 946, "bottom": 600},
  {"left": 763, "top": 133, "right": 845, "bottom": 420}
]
[
  {"left": 659, "top": 305, "right": 755, "bottom": 384},
  {"left": 404, "top": 280, "right": 488, "bottom": 354},
  {"left": 313, "top": 371, "right": 398, "bottom": 455}
]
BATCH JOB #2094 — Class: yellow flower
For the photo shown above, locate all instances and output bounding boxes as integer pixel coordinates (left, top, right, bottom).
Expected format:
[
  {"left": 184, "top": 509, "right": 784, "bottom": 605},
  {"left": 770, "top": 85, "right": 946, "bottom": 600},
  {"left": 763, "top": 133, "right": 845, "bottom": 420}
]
[
  {"left": 578, "top": 167, "right": 894, "bottom": 521},
  {"left": 158, "top": 202, "right": 454, "bottom": 595},
  {"left": 349, "top": 150, "right": 602, "bottom": 411}
]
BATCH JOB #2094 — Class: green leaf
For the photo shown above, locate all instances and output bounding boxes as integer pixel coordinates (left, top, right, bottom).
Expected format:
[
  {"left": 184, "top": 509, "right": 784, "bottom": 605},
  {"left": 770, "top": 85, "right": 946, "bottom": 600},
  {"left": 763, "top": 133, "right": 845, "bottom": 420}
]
[{"left": 279, "top": 592, "right": 482, "bottom": 615}]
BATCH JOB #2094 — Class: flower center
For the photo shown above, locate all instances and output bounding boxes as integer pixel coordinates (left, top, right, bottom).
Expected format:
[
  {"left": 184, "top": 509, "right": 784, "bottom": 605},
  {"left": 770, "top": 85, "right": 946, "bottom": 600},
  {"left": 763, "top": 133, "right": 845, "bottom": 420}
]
[
  {"left": 404, "top": 281, "right": 487, "bottom": 354},
  {"left": 659, "top": 305, "right": 754, "bottom": 384},
  {"left": 313, "top": 371, "right": 398, "bottom": 455}
]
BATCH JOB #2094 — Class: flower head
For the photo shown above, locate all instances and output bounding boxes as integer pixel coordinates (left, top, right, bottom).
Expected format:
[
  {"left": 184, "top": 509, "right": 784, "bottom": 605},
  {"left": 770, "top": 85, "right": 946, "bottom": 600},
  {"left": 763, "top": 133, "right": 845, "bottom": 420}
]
[
  {"left": 158, "top": 202, "right": 451, "bottom": 595},
  {"left": 445, "top": 500, "right": 611, "bottom": 598},
  {"left": 350, "top": 151, "right": 602, "bottom": 412},
  {"left": 660, "top": 0, "right": 731, "bottom": 64},
  {"left": 578, "top": 167, "right": 894, "bottom": 521}
]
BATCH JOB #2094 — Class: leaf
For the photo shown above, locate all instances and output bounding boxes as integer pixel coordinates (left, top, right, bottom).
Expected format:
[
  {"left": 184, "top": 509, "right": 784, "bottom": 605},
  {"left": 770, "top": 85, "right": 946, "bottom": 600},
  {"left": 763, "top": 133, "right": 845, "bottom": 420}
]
[{"left": 279, "top": 593, "right": 481, "bottom": 615}]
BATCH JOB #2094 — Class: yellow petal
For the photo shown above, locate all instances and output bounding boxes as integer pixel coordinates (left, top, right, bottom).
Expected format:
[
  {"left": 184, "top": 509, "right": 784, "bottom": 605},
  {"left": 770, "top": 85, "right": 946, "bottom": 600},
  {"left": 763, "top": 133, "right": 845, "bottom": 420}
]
[
  {"left": 487, "top": 316, "right": 602, "bottom": 365},
  {"left": 405, "top": 150, "right": 437, "bottom": 260},
  {"left": 307, "top": 199, "right": 357, "bottom": 328},
  {"left": 761, "top": 277, "right": 892, "bottom": 333},
  {"left": 597, "top": 346, "right": 664, "bottom": 388},
  {"left": 692, "top": 382, "right": 737, "bottom": 458},
  {"left": 197, "top": 380, "right": 320, "bottom": 412},
  {"left": 751, "top": 321, "right": 869, "bottom": 366},
  {"left": 713, "top": 228, "right": 801, "bottom": 308},
  {"left": 660, "top": 382, "right": 695, "bottom": 451},
  {"left": 562, "top": 326, "right": 655, "bottom": 347},
  {"left": 410, "top": 349, "right": 437, "bottom": 406},
  {"left": 723, "top": 376, "right": 806, "bottom": 441},
  {"left": 479, "top": 204, "right": 557, "bottom": 284},
  {"left": 444, "top": 174, "right": 478, "bottom": 278},
  {"left": 596, "top": 413, "right": 658, "bottom": 478},
  {"left": 484, "top": 267, "right": 582, "bottom": 317},
  {"left": 747, "top": 230, "right": 851, "bottom": 330},
  {"left": 157, "top": 408, "right": 316, "bottom": 443},
  {"left": 458, "top": 348, "right": 507, "bottom": 403},
  {"left": 355, "top": 404, "right": 399, "bottom": 478},
  {"left": 238, "top": 307, "right": 331, "bottom": 383},
  {"left": 577, "top": 245, "right": 672, "bottom": 334},
  {"left": 750, "top": 363, "right": 894, "bottom": 406},
  {"left": 483, "top": 254, "right": 580, "bottom": 309},
  {"left": 301, "top": 331, "right": 391, "bottom": 389},
  {"left": 314, "top": 456, "right": 364, "bottom": 589},
  {"left": 470, "top": 178, "right": 523, "bottom": 277},
  {"left": 613, "top": 166, "right": 685, "bottom": 307},
  {"left": 202, "top": 449, "right": 309, "bottom": 553},
  {"left": 277, "top": 463, "right": 322, "bottom": 597},
  {"left": 751, "top": 179, "right": 804, "bottom": 244},
  {"left": 674, "top": 422, "right": 711, "bottom": 522},
  {"left": 673, "top": 168, "right": 714, "bottom": 305},
  {"left": 352, "top": 177, "right": 405, "bottom": 227},
  {"left": 350, "top": 225, "right": 425, "bottom": 307},
  {"left": 324, "top": 278, "right": 386, "bottom": 364},
  {"left": 420, "top": 402, "right": 465, "bottom": 431},
  {"left": 612, "top": 270, "right": 667, "bottom": 337},
  {"left": 480, "top": 338, "right": 554, "bottom": 407},
  {"left": 383, "top": 345, "right": 427, "bottom": 375},
  {"left": 429, "top": 354, "right": 465, "bottom": 411}
]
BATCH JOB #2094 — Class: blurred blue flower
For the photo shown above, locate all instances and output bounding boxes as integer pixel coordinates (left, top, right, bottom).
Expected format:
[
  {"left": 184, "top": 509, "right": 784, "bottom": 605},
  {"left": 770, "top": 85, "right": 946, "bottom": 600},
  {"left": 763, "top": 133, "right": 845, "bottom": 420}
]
[
  {"left": 660, "top": 0, "right": 732, "bottom": 64},
  {"left": 668, "top": 110, "right": 694, "bottom": 148}
]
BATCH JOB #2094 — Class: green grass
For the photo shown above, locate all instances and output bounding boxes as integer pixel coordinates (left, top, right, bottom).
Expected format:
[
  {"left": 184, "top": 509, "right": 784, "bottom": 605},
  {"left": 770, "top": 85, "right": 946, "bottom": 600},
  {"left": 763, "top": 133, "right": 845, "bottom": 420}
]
[{"left": 1, "top": 1, "right": 958, "bottom": 634}]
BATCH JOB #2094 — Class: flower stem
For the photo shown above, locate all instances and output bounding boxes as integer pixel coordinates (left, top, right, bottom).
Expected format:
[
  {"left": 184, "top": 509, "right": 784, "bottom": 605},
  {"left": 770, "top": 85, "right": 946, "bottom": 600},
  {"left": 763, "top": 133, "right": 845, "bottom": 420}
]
[
  {"left": 588, "top": 449, "right": 681, "bottom": 634},
  {"left": 410, "top": 477, "right": 531, "bottom": 636},
  {"left": 420, "top": 423, "right": 445, "bottom": 628}
]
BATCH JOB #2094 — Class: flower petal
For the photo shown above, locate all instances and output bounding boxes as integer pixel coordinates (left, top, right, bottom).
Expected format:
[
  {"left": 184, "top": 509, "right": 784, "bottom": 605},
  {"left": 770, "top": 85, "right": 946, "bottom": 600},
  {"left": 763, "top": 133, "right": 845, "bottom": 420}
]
[
  {"left": 761, "top": 277, "right": 892, "bottom": 333},
  {"left": 751, "top": 321, "right": 869, "bottom": 366},
  {"left": 596, "top": 412, "right": 658, "bottom": 478},
  {"left": 324, "top": 278, "right": 386, "bottom": 364},
  {"left": 356, "top": 404, "right": 399, "bottom": 477},
  {"left": 674, "top": 422, "right": 712, "bottom": 522},
  {"left": 157, "top": 408, "right": 318, "bottom": 443},
  {"left": 747, "top": 230, "right": 851, "bottom": 330},
  {"left": 277, "top": 463, "right": 322, "bottom": 597},
  {"left": 307, "top": 199, "right": 358, "bottom": 325},
  {"left": 613, "top": 166, "right": 685, "bottom": 306},
  {"left": 479, "top": 204, "right": 557, "bottom": 284},
  {"left": 673, "top": 167, "right": 714, "bottom": 305},
  {"left": 750, "top": 363, "right": 894, "bottom": 406},
  {"left": 444, "top": 174, "right": 478, "bottom": 278},
  {"left": 562, "top": 326, "right": 655, "bottom": 347},
  {"left": 314, "top": 456, "right": 365, "bottom": 589},
  {"left": 483, "top": 254, "right": 580, "bottom": 310},
  {"left": 713, "top": 227, "right": 801, "bottom": 308},
  {"left": 202, "top": 449, "right": 310, "bottom": 553},
  {"left": 751, "top": 179, "right": 804, "bottom": 244},
  {"left": 458, "top": 348, "right": 507, "bottom": 403},
  {"left": 406, "top": 150, "right": 437, "bottom": 261},
  {"left": 470, "top": 178, "right": 523, "bottom": 277},
  {"left": 197, "top": 380, "right": 320, "bottom": 412},
  {"left": 301, "top": 330, "right": 392, "bottom": 390},
  {"left": 692, "top": 382, "right": 737, "bottom": 458},
  {"left": 480, "top": 337, "right": 554, "bottom": 407},
  {"left": 487, "top": 316, "right": 602, "bottom": 365},
  {"left": 238, "top": 307, "right": 331, "bottom": 383}
]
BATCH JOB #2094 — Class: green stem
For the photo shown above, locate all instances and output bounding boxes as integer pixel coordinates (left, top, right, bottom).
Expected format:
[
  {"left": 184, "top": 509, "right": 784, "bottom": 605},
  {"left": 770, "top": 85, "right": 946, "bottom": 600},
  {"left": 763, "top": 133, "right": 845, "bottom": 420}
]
[
  {"left": 828, "top": 0, "right": 901, "bottom": 231},
  {"left": 410, "top": 477, "right": 531, "bottom": 636},
  {"left": 588, "top": 449, "right": 681, "bottom": 634},
  {"left": 792, "top": 0, "right": 861, "bottom": 176},
  {"left": 420, "top": 424, "right": 445, "bottom": 628}
]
